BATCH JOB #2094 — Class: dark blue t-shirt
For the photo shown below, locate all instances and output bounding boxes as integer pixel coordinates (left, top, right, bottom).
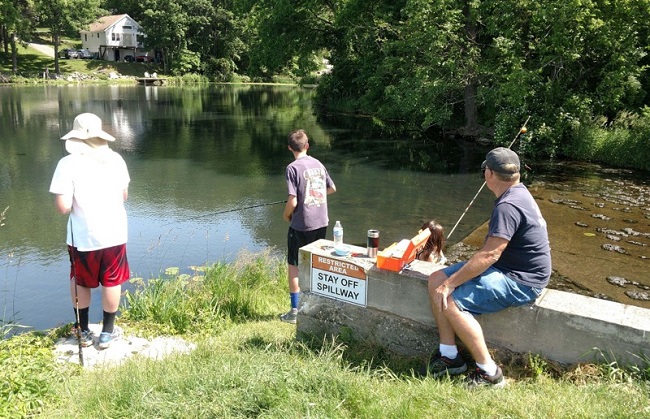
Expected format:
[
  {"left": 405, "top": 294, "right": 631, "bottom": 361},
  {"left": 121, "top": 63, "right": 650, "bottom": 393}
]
[{"left": 487, "top": 183, "right": 551, "bottom": 288}]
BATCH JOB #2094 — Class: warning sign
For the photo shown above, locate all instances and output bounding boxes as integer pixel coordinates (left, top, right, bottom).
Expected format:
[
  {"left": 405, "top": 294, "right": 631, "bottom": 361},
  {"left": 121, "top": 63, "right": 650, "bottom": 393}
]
[{"left": 310, "top": 254, "right": 367, "bottom": 307}]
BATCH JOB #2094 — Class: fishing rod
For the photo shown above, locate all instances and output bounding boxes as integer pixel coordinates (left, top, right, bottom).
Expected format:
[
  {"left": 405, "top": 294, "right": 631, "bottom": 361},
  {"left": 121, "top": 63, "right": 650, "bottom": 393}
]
[
  {"left": 446, "top": 116, "right": 530, "bottom": 241},
  {"left": 69, "top": 220, "right": 84, "bottom": 367},
  {"left": 59, "top": 125, "right": 84, "bottom": 366},
  {"left": 176, "top": 200, "right": 288, "bottom": 223}
]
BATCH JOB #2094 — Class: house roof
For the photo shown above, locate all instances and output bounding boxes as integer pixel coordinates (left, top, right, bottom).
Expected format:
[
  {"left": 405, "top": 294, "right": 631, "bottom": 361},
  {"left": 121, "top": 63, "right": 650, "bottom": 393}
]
[{"left": 84, "top": 14, "right": 132, "bottom": 33}]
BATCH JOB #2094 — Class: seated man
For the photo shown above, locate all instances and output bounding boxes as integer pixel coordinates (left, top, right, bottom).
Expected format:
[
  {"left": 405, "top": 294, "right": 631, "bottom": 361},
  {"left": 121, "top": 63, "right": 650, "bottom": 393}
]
[{"left": 427, "top": 147, "right": 551, "bottom": 387}]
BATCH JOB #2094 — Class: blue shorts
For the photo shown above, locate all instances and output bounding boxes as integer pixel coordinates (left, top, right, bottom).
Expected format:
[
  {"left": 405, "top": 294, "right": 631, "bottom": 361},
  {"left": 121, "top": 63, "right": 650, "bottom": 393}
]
[{"left": 441, "top": 262, "right": 543, "bottom": 315}]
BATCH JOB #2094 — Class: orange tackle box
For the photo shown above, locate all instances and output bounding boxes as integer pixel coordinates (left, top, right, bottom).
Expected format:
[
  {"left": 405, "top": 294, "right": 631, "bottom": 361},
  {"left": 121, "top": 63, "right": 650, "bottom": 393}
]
[{"left": 376, "top": 228, "right": 431, "bottom": 272}]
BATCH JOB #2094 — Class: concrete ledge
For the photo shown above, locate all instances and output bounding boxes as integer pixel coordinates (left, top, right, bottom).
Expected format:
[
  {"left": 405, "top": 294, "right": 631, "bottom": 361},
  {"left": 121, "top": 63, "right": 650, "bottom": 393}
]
[{"left": 297, "top": 240, "right": 650, "bottom": 366}]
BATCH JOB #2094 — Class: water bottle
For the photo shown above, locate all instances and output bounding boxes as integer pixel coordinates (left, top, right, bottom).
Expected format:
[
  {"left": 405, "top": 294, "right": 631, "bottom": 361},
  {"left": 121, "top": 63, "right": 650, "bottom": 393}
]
[{"left": 333, "top": 221, "right": 343, "bottom": 245}]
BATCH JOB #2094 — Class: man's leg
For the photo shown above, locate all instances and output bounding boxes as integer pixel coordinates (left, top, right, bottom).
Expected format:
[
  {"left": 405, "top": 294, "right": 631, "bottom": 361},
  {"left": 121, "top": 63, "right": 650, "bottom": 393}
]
[
  {"left": 443, "top": 301, "right": 504, "bottom": 386},
  {"left": 428, "top": 270, "right": 456, "bottom": 345},
  {"left": 440, "top": 299, "right": 492, "bottom": 366},
  {"left": 426, "top": 270, "right": 467, "bottom": 376}
]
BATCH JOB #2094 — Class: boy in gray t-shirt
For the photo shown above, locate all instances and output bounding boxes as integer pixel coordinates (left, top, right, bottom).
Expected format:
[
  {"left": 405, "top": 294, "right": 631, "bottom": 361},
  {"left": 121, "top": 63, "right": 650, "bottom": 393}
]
[{"left": 281, "top": 130, "right": 336, "bottom": 324}]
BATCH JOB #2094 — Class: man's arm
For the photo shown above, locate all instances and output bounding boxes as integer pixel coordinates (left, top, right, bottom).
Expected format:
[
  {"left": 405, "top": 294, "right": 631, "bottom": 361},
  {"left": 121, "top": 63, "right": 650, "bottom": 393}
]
[
  {"left": 433, "top": 236, "right": 509, "bottom": 310},
  {"left": 327, "top": 185, "right": 336, "bottom": 194},
  {"left": 283, "top": 195, "right": 297, "bottom": 222}
]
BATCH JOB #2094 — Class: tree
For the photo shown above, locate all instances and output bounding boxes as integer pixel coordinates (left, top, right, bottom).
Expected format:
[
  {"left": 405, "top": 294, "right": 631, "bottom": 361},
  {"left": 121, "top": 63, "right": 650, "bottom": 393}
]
[
  {"left": 242, "top": 0, "right": 339, "bottom": 79},
  {"left": 37, "top": 0, "right": 103, "bottom": 74},
  {"left": 0, "top": 0, "right": 37, "bottom": 75},
  {"left": 135, "top": 0, "right": 215, "bottom": 75},
  {"left": 307, "top": 0, "right": 649, "bottom": 157}
]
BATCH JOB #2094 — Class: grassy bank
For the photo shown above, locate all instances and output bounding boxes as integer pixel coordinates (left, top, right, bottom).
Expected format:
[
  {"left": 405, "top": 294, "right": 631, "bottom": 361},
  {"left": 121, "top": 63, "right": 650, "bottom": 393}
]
[
  {"left": 558, "top": 109, "right": 650, "bottom": 172},
  {"left": 1, "top": 251, "right": 649, "bottom": 418},
  {"left": 0, "top": 42, "right": 158, "bottom": 80}
]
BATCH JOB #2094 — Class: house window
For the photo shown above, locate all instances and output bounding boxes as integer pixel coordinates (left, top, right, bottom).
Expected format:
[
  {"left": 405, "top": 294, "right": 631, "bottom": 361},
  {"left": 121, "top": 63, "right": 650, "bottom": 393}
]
[
  {"left": 84, "top": 34, "right": 87, "bottom": 42},
  {"left": 112, "top": 33, "right": 121, "bottom": 41},
  {"left": 123, "top": 25, "right": 132, "bottom": 30}
]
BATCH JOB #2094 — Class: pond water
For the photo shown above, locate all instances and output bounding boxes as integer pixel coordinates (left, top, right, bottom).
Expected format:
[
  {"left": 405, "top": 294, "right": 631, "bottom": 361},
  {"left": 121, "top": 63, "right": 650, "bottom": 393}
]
[
  {"left": 1, "top": 84, "right": 496, "bottom": 331},
  {"left": 1, "top": 84, "right": 648, "bottom": 332}
]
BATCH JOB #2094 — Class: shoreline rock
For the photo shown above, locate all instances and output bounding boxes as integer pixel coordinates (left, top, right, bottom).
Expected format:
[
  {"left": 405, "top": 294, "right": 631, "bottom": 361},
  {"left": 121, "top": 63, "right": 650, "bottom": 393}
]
[{"left": 53, "top": 323, "right": 196, "bottom": 369}]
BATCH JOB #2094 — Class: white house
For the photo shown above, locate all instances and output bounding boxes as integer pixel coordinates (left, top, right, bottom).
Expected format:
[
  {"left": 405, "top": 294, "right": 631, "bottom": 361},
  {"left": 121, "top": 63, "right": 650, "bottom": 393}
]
[{"left": 80, "top": 14, "right": 150, "bottom": 62}]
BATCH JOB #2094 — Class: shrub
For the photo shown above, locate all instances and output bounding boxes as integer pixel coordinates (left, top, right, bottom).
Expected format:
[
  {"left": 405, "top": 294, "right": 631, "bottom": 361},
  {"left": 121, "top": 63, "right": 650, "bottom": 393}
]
[{"left": 562, "top": 109, "right": 650, "bottom": 171}]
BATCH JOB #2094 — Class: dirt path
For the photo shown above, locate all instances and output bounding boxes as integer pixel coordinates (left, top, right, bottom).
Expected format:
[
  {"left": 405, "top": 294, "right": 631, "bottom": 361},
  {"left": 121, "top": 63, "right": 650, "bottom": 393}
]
[{"left": 28, "top": 42, "right": 55, "bottom": 58}]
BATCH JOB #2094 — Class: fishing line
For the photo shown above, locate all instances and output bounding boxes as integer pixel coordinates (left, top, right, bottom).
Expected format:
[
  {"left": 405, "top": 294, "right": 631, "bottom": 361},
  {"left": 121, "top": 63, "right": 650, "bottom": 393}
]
[
  {"left": 166, "top": 200, "right": 288, "bottom": 225},
  {"left": 446, "top": 116, "right": 531, "bottom": 241}
]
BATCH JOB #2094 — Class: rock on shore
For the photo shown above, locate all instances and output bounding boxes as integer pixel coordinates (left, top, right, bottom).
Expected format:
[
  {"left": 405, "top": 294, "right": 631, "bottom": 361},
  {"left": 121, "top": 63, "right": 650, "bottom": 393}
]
[{"left": 54, "top": 324, "right": 196, "bottom": 369}]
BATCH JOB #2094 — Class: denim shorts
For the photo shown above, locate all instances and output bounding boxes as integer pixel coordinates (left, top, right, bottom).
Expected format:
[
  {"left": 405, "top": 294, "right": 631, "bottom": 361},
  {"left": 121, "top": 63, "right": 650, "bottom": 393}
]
[{"left": 441, "top": 262, "right": 543, "bottom": 315}]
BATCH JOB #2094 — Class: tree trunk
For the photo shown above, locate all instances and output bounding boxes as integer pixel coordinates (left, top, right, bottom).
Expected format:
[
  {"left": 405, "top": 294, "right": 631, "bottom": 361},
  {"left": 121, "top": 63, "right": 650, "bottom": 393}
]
[
  {"left": 462, "top": 11, "right": 480, "bottom": 137},
  {"left": 53, "top": 33, "right": 60, "bottom": 74},
  {"left": 10, "top": 33, "right": 17, "bottom": 75},
  {"left": 464, "top": 82, "right": 478, "bottom": 132},
  {"left": 2, "top": 25, "right": 8, "bottom": 54}
]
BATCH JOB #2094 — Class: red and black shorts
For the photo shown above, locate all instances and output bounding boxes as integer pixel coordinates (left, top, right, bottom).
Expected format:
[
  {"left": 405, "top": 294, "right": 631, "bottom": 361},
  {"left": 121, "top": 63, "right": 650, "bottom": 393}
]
[{"left": 68, "top": 244, "right": 130, "bottom": 288}]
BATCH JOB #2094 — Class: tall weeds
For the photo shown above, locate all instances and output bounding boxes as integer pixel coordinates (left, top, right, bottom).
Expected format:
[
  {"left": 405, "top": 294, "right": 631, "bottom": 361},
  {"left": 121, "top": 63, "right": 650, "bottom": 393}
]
[
  {"left": 123, "top": 250, "right": 287, "bottom": 335},
  {"left": 562, "top": 108, "right": 650, "bottom": 171}
]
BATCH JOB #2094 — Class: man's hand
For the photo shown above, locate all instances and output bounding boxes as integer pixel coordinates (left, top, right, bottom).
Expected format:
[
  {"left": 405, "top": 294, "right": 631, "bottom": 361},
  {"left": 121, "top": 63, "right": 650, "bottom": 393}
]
[{"left": 433, "top": 283, "right": 455, "bottom": 311}]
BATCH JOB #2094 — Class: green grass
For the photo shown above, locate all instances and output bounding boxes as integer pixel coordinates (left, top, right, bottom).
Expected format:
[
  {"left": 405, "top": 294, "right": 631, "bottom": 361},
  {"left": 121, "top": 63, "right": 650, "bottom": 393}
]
[
  {"left": 0, "top": 40, "right": 161, "bottom": 79},
  {"left": 40, "top": 325, "right": 650, "bottom": 418},
  {"left": 1, "top": 251, "right": 649, "bottom": 418}
]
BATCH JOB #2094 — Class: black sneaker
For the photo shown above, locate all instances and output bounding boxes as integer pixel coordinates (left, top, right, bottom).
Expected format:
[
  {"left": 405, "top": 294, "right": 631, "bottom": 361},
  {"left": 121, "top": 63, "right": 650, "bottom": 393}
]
[
  {"left": 428, "top": 350, "right": 468, "bottom": 377},
  {"left": 465, "top": 366, "right": 507, "bottom": 388}
]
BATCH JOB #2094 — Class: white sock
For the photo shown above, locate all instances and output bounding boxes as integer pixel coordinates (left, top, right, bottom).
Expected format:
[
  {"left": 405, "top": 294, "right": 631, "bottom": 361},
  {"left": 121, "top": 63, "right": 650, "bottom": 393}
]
[
  {"left": 439, "top": 344, "right": 458, "bottom": 359},
  {"left": 476, "top": 361, "right": 498, "bottom": 376}
]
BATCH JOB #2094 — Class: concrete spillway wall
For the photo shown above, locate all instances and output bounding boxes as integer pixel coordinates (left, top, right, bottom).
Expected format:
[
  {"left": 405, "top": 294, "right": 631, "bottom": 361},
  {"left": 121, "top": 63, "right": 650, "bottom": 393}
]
[{"left": 297, "top": 240, "right": 650, "bottom": 367}]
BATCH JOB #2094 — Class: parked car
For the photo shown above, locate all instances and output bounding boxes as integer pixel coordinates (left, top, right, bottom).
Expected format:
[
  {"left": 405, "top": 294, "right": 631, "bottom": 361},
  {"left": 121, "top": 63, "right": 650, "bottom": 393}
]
[
  {"left": 136, "top": 55, "right": 154, "bottom": 63},
  {"left": 77, "top": 49, "right": 93, "bottom": 59},
  {"left": 59, "top": 48, "right": 78, "bottom": 59}
]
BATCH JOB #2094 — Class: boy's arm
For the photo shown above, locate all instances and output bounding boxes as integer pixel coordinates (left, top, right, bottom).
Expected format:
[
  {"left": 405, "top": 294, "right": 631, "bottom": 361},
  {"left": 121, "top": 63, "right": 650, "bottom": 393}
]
[
  {"left": 54, "top": 194, "right": 72, "bottom": 214},
  {"left": 283, "top": 195, "right": 297, "bottom": 222}
]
